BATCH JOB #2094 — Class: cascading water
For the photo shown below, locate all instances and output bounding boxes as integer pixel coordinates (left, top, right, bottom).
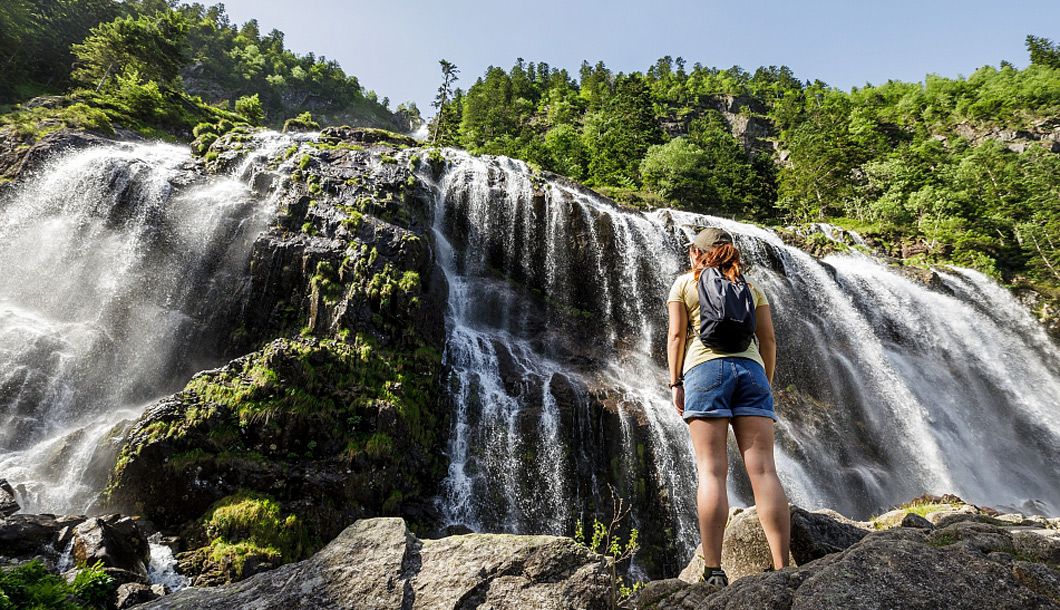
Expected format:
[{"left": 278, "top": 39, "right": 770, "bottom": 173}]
[
  {"left": 5, "top": 131, "right": 1059, "bottom": 578},
  {"left": 0, "top": 132, "right": 308, "bottom": 514},
  {"left": 420, "top": 150, "right": 1060, "bottom": 574}
]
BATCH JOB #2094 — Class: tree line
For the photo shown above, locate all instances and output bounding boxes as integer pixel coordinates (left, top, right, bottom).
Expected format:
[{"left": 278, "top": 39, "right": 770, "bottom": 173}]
[
  {"left": 431, "top": 41, "right": 1060, "bottom": 291},
  {"left": 0, "top": 0, "right": 401, "bottom": 133}
]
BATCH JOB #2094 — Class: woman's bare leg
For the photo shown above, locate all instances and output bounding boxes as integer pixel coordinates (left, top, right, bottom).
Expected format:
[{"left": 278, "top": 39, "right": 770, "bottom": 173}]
[
  {"left": 732, "top": 416, "right": 790, "bottom": 568},
  {"left": 688, "top": 417, "right": 731, "bottom": 568}
]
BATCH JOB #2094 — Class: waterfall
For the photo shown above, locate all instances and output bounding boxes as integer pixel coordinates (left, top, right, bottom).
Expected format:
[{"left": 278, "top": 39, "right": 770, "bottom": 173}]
[
  {"left": 420, "top": 150, "right": 1060, "bottom": 573},
  {"left": 5, "top": 132, "right": 1059, "bottom": 576},
  {"left": 0, "top": 132, "right": 306, "bottom": 514}
]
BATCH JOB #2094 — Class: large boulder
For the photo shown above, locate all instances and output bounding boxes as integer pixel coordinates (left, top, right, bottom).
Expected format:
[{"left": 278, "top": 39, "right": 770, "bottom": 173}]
[
  {"left": 71, "top": 515, "right": 150, "bottom": 585},
  {"left": 638, "top": 521, "right": 1060, "bottom": 609},
  {"left": 137, "top": 517, "right": 613, "bottom": 609},
  {"left": 678, "top": 505, "right": 870, "bottom": 583}
]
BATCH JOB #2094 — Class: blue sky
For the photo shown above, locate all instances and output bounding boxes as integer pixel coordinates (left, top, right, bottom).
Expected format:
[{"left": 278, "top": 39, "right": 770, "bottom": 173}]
[{"left": 214, "top": 0, "right": 1060, "bottom": 117}]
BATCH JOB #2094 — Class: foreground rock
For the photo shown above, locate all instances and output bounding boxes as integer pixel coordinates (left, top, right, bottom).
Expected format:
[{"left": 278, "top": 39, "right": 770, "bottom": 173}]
[
  {"left": 0, "top": 512, "right": 153, "bottom": 596},
  {"left": 641, "top": 519, "right": 1060, "bottom": 609},
  {"left": 72, "top": 516, "right": 151, "bottom": 586},
  {"left": 679, "top": 505, "right": 871, "bottom": 583},
  {"left": 138, "top": 517, "right": 613, "bottom": 610}
]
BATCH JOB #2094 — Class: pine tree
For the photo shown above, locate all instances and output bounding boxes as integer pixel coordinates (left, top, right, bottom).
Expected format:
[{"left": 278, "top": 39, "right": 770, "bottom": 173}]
[{"left": 432, "top": 59, "right": 459, "bottom": 144}]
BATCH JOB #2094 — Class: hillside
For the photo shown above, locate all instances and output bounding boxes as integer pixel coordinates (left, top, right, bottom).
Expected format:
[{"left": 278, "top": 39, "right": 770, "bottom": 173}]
[
  {"left": 0, "top": 0, "right": 415, "bottom": 143},
  {"left": 430, "top": 46, "right": 1060, "bottom": 307}
]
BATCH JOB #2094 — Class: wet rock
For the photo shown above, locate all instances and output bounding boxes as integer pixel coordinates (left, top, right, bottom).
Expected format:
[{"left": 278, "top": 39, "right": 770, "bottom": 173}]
[
  {"left": 138, "top": 517, "right": 612, "bottom": 609},
  {"left": 72, "top": 516, "right": 150, "bottom": 584},
  {"left": 0, "top": 479, "right": 18, "bottom": 516},
  {"left": 900, "top": 513, "right": 934, "bottom": 529},
  {"left": 107, "top": 334, "right": 447, "bottom": 584},
  {"left": 0, "top": 128, "right": 116, "bottom": 181},
  {"left": 0, "top": 513, "right": 85, "bottom": 557},
  {"left": 116, "top": 582, "right": 162, "bottom": 609},
  {"left": 319, "top": 126, "right": 418, "bottom": 148}
]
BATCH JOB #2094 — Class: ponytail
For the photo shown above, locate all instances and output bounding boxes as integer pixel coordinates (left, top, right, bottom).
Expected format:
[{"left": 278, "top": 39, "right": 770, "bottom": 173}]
[{"left": 691, "top": 243, "right": 743, "bottom": 283}]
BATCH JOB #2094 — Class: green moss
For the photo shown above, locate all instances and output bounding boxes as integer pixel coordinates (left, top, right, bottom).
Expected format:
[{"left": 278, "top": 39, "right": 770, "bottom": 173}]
[
  {"left": 381, "top": 490, "right": 404, "bottom": 515},
  {"left": 427, "top": 148, "right": 445, "bottom": 174},
  {"left": 341, "top": 209, "right": 364, "bottom": 232},
  {"left": 379, "top": 154, "right": 398, "bottom": 164},
  {"left": 283, "top": 111, "right": 320, "bottom": 133},
  {"left": 311, "top": 261, "right": 343, "bottom": 304},
  {"left": 168, "top": 448, "right": 211, "bottom": 472},
  {"left": 925, "top": 529, "right": 960, "bottom": 547},
  {"left": 298, "top": 153, "right": 311, "bottom": 170},
  {"left": 206, "top": 540, "right": 280, "bottom": 578},
  {"left": 0, "top": 101, "right": 115, "bottom": 140},
  {"left": 280, "top": 144, "right": 299, "bottom": 161},
  {"left": 309, "top": 139, "right": 364, "bottom": 152},
  {"left": 365, "top": 433, "right": 393, "bottom": 458}
]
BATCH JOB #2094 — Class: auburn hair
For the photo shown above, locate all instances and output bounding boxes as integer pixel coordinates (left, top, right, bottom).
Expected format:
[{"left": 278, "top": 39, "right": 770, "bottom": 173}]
[{"left": 690, "top": 243, "right": 743, "bottom": 283}]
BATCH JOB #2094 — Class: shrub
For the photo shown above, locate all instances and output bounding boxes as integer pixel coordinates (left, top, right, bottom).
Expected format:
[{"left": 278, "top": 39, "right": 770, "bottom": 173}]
[{"left": 234, "top": 94, "right": 265, "bottom": 126}]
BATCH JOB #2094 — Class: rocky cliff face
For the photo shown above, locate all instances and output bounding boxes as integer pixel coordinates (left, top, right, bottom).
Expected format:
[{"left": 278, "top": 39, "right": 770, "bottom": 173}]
[{"left": 94, "top": 126, "right": 451, "bottom": 583}]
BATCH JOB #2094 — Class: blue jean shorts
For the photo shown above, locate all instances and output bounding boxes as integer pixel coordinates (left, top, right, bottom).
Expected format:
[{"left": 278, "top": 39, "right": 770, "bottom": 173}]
[{"left": 683, "top": 358, "right": 776, "bottom": 421}]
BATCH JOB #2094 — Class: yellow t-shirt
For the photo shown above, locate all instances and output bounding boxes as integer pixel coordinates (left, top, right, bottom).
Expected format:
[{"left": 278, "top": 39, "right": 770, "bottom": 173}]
[{"left": 666, "top": 272, "right": 769, "bottom": 374}]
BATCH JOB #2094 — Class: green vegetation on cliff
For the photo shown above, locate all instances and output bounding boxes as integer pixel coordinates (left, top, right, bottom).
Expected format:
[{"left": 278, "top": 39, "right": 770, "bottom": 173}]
[
  {"left": 432, "top": 42, "right": 1060, "bottom": 295},
  {"left": 0, "top": 0, "right": 403, "bottom": 139}
]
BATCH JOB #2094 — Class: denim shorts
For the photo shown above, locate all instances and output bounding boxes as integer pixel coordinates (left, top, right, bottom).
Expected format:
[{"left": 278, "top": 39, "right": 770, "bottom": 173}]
[{"left": 683, "top": 358, "right": 776, "bottom": 421}]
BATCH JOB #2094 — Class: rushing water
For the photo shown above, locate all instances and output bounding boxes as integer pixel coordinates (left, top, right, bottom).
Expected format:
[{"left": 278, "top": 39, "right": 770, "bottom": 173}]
[
  {"left": 0, "top": 133, "right": 309, "bottom": 514},
  {"left": 419, "top": 150, "right": 1060, "bottom": 571},
  {"left": 4, "top": 134, "right": 1060, "bottom": 576}
]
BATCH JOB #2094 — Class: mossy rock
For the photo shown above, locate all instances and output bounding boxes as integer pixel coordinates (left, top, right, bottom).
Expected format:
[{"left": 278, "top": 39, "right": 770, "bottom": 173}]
[{"left": 105, "top": 335, "right": 446, "bottom": 582}]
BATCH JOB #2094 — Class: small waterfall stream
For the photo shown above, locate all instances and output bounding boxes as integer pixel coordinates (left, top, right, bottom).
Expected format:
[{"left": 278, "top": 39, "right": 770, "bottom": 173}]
[
  {"left": 0, "top": 132, "right": 309, "bottom": 514},
  {"left": 420, "top": 150, "right": 1060, "bottom": 571}
]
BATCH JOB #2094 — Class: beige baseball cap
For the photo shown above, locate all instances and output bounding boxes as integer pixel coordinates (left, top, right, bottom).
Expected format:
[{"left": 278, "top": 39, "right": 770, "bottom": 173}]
[{"left": 685, "top": 227, "right": 733, "bottom": 251}]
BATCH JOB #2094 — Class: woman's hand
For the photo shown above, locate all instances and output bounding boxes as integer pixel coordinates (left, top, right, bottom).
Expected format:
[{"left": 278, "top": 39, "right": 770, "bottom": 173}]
[{"left": 672, "top": 385, "right": 684, "bottom": 416}]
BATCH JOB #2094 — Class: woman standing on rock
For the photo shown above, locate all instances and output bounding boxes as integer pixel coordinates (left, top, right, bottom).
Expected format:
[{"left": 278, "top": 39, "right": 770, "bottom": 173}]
[{"left": 666, "top": 227, "right": 790, "bottom": 586}]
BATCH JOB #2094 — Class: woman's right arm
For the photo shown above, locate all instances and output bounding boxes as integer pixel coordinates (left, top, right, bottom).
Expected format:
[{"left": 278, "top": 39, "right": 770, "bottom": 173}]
[{"left": 667, "top": 301, "right": 688, "bottom": 415}]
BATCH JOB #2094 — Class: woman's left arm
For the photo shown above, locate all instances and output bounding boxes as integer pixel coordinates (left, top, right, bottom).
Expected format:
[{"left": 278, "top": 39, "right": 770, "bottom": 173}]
[
  {"left": 755, "top": 305, "right": 776, "bottom": 385},
  {"left": 667, "top": 301, "right": 688, "bottom": 416}
]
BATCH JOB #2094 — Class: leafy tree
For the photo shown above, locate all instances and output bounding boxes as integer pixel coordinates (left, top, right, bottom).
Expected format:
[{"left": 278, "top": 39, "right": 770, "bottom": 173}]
[
  {"left": 777, "top": 90, "right": 866, "bottom": 221},
  {"left": 71, "top": 10, "right": 189, "bottom": 91},
  {"left": 0, "top": 0, "right": 120, "bottom": 103},
  {"left": 640, "top": 138, "right": 711, "bottom": 204},
  {"left": 544, "top": 123, "right": 587, "bottom": 180}
]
